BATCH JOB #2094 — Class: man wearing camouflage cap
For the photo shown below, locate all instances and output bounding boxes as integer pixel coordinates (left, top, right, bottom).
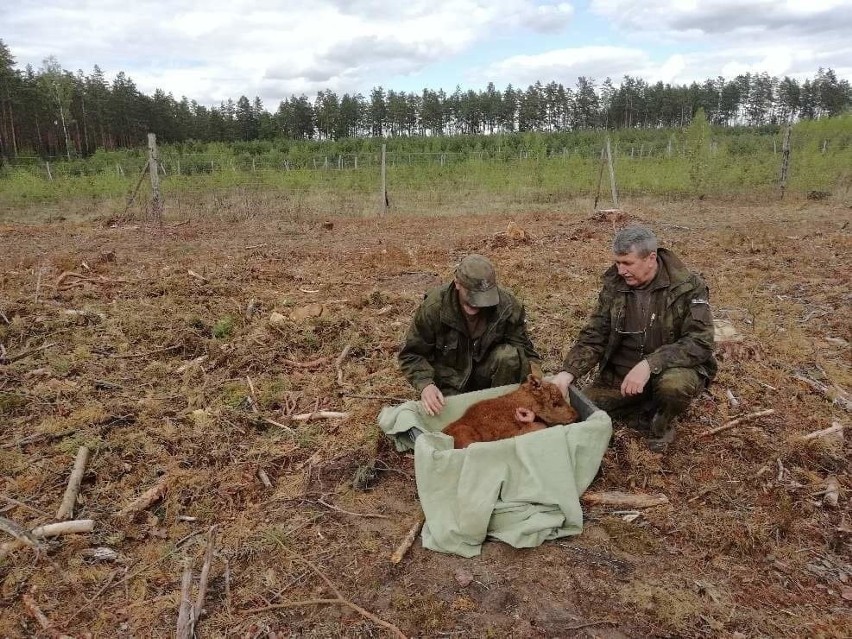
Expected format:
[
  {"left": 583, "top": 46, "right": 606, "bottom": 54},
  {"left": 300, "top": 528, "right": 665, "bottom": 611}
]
[
  {"left": 551, "top": 226, "right": 717, "bottom": 453},
  {"left": 399, "top": 254, "right": 541, "bottom": 416}
]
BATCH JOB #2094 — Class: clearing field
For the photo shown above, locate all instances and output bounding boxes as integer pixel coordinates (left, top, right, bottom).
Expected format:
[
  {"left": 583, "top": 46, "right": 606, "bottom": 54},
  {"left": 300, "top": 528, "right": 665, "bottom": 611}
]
[{"left": 1, "top": 198, "right": 850, "bottom": 638}]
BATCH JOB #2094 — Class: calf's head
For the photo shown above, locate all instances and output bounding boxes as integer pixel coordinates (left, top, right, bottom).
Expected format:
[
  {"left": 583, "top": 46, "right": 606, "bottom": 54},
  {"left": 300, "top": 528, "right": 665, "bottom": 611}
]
[{"left": 517, "top": 374, "right": 579, "bottom": 425}]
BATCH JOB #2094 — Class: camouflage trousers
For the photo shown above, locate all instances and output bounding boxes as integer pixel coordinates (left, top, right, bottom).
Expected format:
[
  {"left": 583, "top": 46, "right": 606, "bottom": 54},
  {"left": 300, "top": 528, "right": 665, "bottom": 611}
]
[
  {"left": 582, "top": 366, "right": 705, "bottom": 438},
  {"left": 459, "top": 343, "right": 531, "bottom": 394}
]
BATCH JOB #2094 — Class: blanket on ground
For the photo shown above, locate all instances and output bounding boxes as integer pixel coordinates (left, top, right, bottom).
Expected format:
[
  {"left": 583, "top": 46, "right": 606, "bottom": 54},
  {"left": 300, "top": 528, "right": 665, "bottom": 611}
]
[{"left": 378, "top": 384, "right": 612, "bottom": 558}]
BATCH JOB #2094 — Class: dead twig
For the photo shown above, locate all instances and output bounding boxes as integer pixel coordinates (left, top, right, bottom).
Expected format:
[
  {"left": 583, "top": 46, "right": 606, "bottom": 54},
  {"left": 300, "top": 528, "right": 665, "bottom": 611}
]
[
  {"left": 193, "top": 525, "right": 218, "bottom": 624},
  {"left": 799, "top": 421, "right": 848, "bottom": 442},
  {"left": 335, "top": 343, "right": 352, "bottom": 387},
  {"left": 187, "top": 269, "right": 208, "bottom": 283},
  {"left": 390, "top": 515, "right": 425, "bottom": 564},
  {"left": 316, "top": 498, "right": 392, "bottom": 520},
  {"left": 282, "top": 356, "right": 331, "bottom": 369},
  {"left": 110, "top": 344, "right": 181, "bottom": 359},
  {"left": 56, "top": 446, "right": 90, "bottom": 520},
  {"left": 0, "top": 494, "right": 51, "bottom": 518},
  {"left": 261, "top": 417, "right": 296, "bottom": 434},
  {"left": 22, "top": 593, "right": 75, "bottom": 639},
  {"left": 115, "top": 476, "right": 168, "bottom": 518},
  {"left": 0, "top": 342, "right": 58, "bottom": 365},
  {"left": 291, "top": 411, "right": 349, "bottom": 422},
  {"left": 242, "top": 553, "right": 406, "bottom": 639},
  {"left": 793, "top": 373, "right": 852, "bottom": 412},
  {"left": 176, "top": 557, "right": 194, "bottom": 639},
  {"left": 245, "top": 376, "right": 260, "bottom": 413},
  {"left": 581, "top": 491, "right": 669, "bottom": 509},
  {"left": 698, "top": 409, "right": 775, "bottom": 438}
]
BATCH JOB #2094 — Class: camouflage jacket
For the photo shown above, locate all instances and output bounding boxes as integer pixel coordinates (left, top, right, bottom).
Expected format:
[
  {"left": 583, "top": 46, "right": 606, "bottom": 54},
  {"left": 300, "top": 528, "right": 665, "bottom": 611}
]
[
  {"left": 562, "top": 248, "right": 718, "bottom": 381},
  {"left": 399, "top": 283, "right": 541, "bottom": 394}
]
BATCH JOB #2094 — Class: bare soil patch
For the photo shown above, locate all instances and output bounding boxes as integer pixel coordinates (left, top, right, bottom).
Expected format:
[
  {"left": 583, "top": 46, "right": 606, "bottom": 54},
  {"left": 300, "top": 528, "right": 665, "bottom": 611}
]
[{"left": 1, "top": 200, "right": 850, "bottom": 637}]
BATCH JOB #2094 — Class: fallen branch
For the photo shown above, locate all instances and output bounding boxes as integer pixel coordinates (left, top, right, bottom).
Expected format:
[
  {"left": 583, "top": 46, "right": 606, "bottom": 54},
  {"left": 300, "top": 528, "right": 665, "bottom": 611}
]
[
  {"left": 799, "top": 421, "right": 848, "bottom": 442},
  {"left": 55, "top": 271, "right": 126, "bottom": 288},
  {"left": 193, "top": 525, "right": 217, "bottom": 625},
  {"left": 175, "top": 557, "right": 194, "bottom": 639},
  {"left": 245, "top": 376, "right": 260, "bottom": 413},
  {"left": 291, "top": 411, "right": 349, "bottom": 422},
  {"left": 316, "top": 498, "right": 392, "bottom": 520},
  {"left": 0, "top": 494, "right": 51, "bottom": 517},
  {"left": 187, "top": 269, "right": 208, "bottom": 283},
  {"left": 0, "top": 342, "right": 58, "bottom": 365},
  {"left": 698, "top": 409, "right": 775, "bottom": 438},
  {"left": 261, "top": 417, "right": 295, "bottom": 434},
  {"left": 0, "top": 519, "right": 95, "bottom": 558},
  {"left": 581, "top": 491, "right": 669, "bottom": 509},
  {"left": 824, "top": 476, "right": 839, "bottom": 508},
  {"left": 793, "top": 373, "right": 852, "bottom": 412},
  {"left": 111, "top": 344, "right": 181, "bottom": 359},
  {"left": 0, "top": 427, "right": 76, "bottom": 449},
  {"left": 56, "top": 446, "right": 90, "bottom": 520},
  {"left": 241, "top": 555, "right": 406, "bottom": 639},
  {"left": 390, "top": 515, "right": 425, "bottom": 564},
  {"left": 115, "top": 476, "right": 168, "bottom": 518},
  {"left": 22, "top": 593, "right": 75, "bottom": 639},
  {"left": 335, "top": 343, "right": 352, "bottom": 386}
]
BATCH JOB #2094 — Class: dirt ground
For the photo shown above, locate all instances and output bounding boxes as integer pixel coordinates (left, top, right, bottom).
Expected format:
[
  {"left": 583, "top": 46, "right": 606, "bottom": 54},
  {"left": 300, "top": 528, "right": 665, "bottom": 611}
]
[{"left": 1, "top": 198, "right": 850, "bottom": 638}]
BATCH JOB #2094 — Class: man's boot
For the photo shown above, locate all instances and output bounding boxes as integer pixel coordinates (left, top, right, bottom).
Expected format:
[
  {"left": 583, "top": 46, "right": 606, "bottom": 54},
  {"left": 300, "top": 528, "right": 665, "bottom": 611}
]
[{"left": 647, "top": 411, "right": 676, "bottom": 453}]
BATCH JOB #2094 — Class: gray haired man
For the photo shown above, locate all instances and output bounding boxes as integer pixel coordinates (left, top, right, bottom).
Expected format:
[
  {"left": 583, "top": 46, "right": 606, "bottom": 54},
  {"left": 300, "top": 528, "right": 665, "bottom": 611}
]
[{"left": 552, "top": 226, "right": 717, "bottom": 452}]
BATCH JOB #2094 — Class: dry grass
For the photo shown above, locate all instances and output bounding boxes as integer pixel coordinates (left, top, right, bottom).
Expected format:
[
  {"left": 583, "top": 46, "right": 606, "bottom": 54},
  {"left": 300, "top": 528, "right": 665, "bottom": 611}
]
[{"left": 0, "top": 196, "right": 850, "bottom": 637}]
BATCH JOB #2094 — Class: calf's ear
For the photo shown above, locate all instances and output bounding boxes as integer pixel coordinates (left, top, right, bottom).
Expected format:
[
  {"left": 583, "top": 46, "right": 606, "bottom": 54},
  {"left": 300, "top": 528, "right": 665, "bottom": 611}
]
[{"left": 529, "top": 361, "right": 543, "bottom": 380}]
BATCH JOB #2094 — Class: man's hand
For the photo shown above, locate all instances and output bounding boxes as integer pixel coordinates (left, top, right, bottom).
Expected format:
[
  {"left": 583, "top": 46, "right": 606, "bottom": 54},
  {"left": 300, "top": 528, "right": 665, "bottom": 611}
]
[
  {"left": 550, "top": 371, "right": 575, "bottom": 397},
  {"left": 420, "top": 384, "right": 446, "bottom": 416},
  {"left": 621, "top": 360, "right": 651, "bottom": 396}
]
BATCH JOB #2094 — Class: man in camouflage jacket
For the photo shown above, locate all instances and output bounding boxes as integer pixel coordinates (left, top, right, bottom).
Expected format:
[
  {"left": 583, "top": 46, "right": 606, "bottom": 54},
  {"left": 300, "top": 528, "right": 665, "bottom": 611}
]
[
  {"left": 552, "top": 226, "right": 717, "bottom": 452},
  {"left": 399, "top": 254, "right": 541, "bottom": 416}
]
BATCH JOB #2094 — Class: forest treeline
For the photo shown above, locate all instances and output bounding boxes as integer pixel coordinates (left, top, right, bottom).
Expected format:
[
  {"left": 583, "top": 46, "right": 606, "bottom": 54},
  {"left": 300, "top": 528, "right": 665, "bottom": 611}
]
[{"left": 1, "top": 39, "right": 850, "bottom": 160}]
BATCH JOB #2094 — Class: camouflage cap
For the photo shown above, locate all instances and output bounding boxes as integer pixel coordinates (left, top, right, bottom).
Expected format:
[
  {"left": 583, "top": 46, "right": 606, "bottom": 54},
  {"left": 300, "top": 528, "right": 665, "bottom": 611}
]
[{"left": 455, "top": 254, "right": 499, "bottom": 307}]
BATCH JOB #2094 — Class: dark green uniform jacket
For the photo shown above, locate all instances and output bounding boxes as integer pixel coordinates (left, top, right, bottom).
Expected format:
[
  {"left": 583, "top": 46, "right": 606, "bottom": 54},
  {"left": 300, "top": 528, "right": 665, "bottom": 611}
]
[
  {"left": 562, "top": 248, "right": 718, "bottom": 382},
  {"left": 399, "top": 283, "right": 541, "bottom": 394}
]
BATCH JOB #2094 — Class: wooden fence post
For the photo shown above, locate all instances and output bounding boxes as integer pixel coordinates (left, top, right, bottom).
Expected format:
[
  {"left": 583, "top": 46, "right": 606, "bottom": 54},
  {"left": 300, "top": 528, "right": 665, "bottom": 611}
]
[
  {"left": 45, "top": 162, "right": 53, "bottom": 181},
  {"left": 606, "top": 136, "right": 619, "bottom": 209},
  {"left": 779, "top": 123, "right": 792, "bottom": 200},
  {"left": 147, "top": 133, "right": 163, "bottom": 226},
  {"left": 380, "top": 143, "right": 388, "bottom": 215}
]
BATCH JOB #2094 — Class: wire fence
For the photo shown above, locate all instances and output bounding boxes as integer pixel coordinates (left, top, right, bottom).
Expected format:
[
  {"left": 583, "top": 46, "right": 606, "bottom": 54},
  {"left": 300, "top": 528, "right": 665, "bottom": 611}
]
[{"left": 2, "top": 132, "right": 850, "bottom": 223}]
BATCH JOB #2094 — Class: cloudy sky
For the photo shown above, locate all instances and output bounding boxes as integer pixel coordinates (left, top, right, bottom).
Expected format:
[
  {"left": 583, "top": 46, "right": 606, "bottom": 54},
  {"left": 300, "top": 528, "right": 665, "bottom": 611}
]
[{"left": 4, "top": 0, "right": 852, "bottom": 108}]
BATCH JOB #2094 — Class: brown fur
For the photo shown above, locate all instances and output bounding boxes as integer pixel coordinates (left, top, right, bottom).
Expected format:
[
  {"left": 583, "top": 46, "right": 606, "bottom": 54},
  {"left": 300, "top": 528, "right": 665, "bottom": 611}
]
[{"left": 443, "top": 374, "right": 579, "bottom": 449}]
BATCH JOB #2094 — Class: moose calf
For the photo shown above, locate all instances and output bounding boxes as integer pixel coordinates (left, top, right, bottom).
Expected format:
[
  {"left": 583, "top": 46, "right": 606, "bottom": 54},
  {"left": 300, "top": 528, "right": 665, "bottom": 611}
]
[{"left": 443, "top": 374, "right": 579, "bottom": 449}]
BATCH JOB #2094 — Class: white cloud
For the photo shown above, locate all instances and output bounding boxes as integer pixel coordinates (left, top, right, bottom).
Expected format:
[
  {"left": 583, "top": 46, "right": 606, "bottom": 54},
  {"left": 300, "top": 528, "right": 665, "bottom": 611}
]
[
  {"left": 2, "top": 0, "right": 576, "bottom": 106},
  {"left": 476, "top": 46, "right": 651, "bottom": 87}
]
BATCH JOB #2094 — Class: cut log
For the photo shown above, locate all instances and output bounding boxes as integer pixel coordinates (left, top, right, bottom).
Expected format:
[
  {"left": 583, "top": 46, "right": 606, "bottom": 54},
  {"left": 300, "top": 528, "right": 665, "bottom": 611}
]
[
  {"left": 581, "top": 491, "right": 669, "bottom": 509},
  {"left": 824, "top": 476, "right": 840, "bottom": 508},
  {"left": 0, "top": 519, "right": 95, "bottom": 558},
  {"left": 115, "top": 476, "right": 168, "bottom": 518},
  {"left": 56, "top": 446, "right": 90, "bottom": 520}
]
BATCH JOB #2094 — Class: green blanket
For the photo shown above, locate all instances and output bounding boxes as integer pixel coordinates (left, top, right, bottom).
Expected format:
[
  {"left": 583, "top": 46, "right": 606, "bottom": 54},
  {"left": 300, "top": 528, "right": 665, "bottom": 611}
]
[{"left": 378, "top": 384, "right": 612, "bottom": 558}]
